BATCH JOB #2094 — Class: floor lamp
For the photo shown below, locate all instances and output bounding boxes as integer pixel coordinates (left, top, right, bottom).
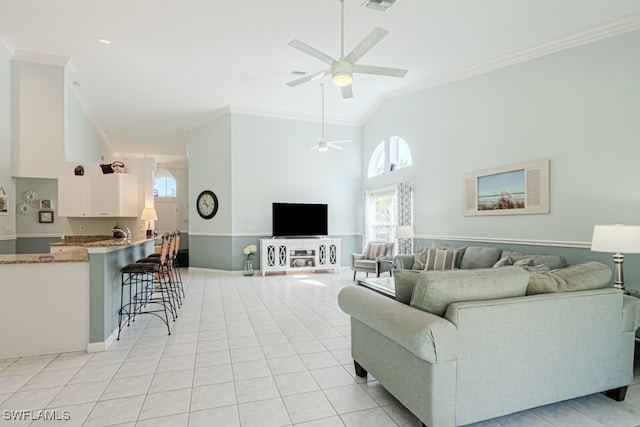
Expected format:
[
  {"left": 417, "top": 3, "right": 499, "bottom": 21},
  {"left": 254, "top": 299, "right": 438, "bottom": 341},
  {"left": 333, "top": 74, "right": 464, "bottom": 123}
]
[
  {"left": 396, "top": 225, "right": 415, "bottom": 254},
  {"left": 591, "top": 224, "right": 640, "bottom": 291}
]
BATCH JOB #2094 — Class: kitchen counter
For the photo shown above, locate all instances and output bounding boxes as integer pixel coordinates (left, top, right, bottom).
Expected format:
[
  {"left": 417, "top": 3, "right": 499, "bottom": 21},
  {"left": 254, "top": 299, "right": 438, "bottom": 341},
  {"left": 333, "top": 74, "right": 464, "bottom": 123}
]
[
  {"left": 50, "top": 235, "right": 152, "bottom": 248},
  {"left": 0, "top": 249, "right": 88, "bottom": 264}
]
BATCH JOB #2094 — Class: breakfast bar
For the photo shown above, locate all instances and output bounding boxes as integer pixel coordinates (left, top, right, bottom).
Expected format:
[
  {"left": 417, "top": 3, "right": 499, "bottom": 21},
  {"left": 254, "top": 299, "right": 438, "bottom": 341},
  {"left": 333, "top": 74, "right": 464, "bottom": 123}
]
[{"left": 0, "top": 238, "right": 154, "bottom": 359}]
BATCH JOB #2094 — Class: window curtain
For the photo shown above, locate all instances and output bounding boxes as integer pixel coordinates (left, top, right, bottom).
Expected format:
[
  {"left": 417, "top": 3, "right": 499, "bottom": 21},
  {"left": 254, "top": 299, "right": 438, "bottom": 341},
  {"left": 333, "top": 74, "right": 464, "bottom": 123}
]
[{"left": 397, "top": 182, "right": 413, "bottom": 254}]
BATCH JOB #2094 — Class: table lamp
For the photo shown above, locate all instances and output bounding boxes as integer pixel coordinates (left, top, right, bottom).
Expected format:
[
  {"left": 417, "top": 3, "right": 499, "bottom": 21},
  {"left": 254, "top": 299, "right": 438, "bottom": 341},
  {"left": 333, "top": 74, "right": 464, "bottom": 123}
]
[
  {"left": 141, "top": 207, "right": 158, "bottom": 238},
  {"left": 396, "top": 225, "right": 415, "bottom": 254},
  {"left": 590, "top": 224, "right": 640, "bottom": 291}
]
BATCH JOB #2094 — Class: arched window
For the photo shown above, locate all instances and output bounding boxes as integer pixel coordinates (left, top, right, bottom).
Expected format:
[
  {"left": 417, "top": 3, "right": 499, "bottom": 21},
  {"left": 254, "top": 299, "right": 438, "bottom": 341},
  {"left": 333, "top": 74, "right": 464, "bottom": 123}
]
[
  {"left": 367, "top": 136, "right": 412, "bottom": 177},
  {"left": 367, "top": 141, "right": 386, "bottom": 178},
  {"left": 154, "top": 168, "right": 177, "bottom": 197}
]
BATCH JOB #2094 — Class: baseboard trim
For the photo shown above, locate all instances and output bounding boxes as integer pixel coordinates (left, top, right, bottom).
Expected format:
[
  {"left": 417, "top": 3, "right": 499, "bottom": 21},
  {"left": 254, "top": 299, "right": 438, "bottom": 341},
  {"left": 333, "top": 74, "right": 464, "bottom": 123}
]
[{"left": 86, "top": 331, "right": 115, "bottom": 353}]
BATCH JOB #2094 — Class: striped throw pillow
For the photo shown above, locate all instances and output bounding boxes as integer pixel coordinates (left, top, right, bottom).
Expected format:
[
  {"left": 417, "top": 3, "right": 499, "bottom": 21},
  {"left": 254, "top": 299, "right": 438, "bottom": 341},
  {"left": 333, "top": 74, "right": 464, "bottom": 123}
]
[
  {"left": 364, "top": 243, "right": 387, "bottom": 260},
  {"left": 413, "top": 248, "right": 458, "bottom": 271}
]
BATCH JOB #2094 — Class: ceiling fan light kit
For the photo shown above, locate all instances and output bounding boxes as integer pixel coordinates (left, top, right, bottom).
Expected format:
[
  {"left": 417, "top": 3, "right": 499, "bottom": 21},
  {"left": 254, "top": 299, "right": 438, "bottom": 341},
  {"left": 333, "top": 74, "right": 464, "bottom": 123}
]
[{"left": 331, "top": 61, "right": 353, "bottom": 87}]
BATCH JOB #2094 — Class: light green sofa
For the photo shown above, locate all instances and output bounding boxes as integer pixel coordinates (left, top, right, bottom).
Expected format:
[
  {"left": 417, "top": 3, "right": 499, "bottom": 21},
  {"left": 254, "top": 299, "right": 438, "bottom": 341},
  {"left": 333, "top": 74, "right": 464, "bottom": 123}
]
[{"left": 338, "top": 263, "right": 640, "bottom": 427}]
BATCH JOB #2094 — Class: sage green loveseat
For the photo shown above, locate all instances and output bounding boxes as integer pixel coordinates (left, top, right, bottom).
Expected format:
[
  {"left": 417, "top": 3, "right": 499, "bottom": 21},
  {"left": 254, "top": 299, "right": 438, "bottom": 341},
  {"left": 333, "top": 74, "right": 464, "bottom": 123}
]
[{"left": 338, "top": 263, "right": 640, "bottom": 427}]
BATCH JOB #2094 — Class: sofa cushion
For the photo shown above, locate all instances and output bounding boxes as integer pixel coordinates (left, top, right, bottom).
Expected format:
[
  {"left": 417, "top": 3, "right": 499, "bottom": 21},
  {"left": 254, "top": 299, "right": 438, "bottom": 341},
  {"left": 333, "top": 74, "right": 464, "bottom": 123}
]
[
  {"left": 412, "top": 247, "right": 458, "bottom": 271},
  {"left": 526, "top": 262, "right": 611, "bottom": 295},
  {"left": 459, "top": 246, "right": 503, "bottom": 269},
  {"left": 364, "top": 242, "right": 386, "bottom": 260},
  {"left": 513, "top": 258, "right": 533, "bottom": 267},
  {"left": 354, "top": 259, "right": 376, "bottom": 270},
  {"left": 501, "top": 250, "right": 567, "bottom": 270},
  {"left": 410, "top": 267, "right": 530, "bottom": 316},
  {"left": 394, "top": 269, "right": 421, "bottom": 304}
]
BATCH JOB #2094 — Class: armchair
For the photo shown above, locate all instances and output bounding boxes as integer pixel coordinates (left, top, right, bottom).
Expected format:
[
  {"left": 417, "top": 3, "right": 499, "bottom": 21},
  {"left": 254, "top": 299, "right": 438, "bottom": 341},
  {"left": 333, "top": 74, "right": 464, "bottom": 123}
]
[{"left": 350, "top": 241, "right": 396, "bottom": 281}]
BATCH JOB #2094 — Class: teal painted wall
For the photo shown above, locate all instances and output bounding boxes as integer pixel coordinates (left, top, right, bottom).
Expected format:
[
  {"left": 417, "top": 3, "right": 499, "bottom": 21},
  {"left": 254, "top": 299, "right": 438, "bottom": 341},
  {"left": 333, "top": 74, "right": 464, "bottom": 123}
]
[
  {"left": 363, "top": 30, "right": 640, "bottom": 284},
  {"left": 187, "top": 112, "right": 363, "bottom": 270},
  {"left": 190, "top": 234, "right": 361, "bottom": 271},
  {"left": 15, "top": 177, "right": 62, "bottom": 252}
]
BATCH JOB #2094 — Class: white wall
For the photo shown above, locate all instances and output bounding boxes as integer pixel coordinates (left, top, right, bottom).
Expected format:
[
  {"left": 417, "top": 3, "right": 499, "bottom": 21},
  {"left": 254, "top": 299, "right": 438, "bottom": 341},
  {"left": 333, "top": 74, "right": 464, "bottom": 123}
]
[
  {"left": 11, "top": 61, "right": 66, "bottom": 178},
  {"left": 230, "top": 114, "right": 362, "bottom": 236},
  {"left": 65, "top": 86, "right": 110, "bottom": 163},
  {"left": 363, "top": 30, "right": 640, "bottom": 246},
  {"left": 0, "top": 40, "right": 13, "bottom": 245}
]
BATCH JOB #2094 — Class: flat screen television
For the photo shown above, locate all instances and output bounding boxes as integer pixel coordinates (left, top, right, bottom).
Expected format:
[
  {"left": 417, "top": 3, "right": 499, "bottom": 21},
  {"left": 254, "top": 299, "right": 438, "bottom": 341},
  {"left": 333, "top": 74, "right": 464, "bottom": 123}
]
[{"left": 272, "top": 203, "right": 328, "bottom": 237}]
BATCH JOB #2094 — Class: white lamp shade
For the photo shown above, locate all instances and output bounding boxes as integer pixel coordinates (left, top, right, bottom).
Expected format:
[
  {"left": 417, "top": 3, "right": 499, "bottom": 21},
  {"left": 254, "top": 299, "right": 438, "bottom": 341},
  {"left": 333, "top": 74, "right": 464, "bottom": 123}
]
[
  {"left": 396, "top": 225, "right": 415, "bottom": 239},
  {"left": 141, "top": 207, "right": 158, "bottom": 221},
  {"left": 591, "top": 224, "right": 640, "bottom": 254}
]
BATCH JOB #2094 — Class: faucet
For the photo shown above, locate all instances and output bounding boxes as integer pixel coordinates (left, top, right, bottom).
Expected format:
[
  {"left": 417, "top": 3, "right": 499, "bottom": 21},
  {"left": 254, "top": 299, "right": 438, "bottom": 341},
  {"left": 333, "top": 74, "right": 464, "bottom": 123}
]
[{"left": 113, "top": 226, "right": 132, "bottom": 243}]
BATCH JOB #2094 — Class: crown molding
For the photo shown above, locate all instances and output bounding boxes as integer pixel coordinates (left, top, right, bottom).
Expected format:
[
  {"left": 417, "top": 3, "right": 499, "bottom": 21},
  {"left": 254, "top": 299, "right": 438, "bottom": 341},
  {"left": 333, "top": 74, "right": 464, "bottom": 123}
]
[
  {"left": 12, "top": 49, "right": 71, "bottom": 67},
  {"left": 0, "top": 34, "right": 15, "bottom": 57},
  {"left": 362, "top": 11, "right": 640, "bottom": 124}
]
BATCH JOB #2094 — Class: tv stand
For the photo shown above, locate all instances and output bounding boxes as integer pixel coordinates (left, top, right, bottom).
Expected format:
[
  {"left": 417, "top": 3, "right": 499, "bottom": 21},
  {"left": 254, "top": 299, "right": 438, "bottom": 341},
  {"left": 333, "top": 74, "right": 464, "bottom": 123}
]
[{"left": 260, "top": 238, "right": 340, "bottom": 276}]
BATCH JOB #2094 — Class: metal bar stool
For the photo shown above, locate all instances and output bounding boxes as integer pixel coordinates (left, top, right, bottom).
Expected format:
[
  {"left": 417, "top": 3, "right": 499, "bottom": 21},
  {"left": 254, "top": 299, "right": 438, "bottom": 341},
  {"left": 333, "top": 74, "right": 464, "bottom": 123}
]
[{"left": 117, "top": 260, "right": 172, "bottom": 339}]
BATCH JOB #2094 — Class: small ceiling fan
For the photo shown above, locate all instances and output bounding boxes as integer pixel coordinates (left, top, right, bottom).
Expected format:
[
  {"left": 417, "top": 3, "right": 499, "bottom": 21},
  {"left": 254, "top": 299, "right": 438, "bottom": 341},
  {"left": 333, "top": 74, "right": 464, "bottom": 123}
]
[
  {"left": 309, "top": 83, "right": 351, "bottom": 152},
  {"left": 286, "top": 0, "right": 408, "bottom": 99}
]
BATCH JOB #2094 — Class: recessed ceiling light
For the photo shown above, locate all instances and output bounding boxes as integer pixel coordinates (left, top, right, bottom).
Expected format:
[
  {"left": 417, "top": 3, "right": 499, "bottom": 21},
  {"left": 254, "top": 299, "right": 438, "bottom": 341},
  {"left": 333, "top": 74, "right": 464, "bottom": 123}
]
[{"left": 98, "top": 38, "right": 111, "bottom": 45}]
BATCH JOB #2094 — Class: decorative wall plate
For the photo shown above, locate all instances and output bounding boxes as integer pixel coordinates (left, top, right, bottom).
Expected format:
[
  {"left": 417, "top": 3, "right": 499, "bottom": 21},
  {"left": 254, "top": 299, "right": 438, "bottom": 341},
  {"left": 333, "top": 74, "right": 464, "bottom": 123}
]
[
  {"left": 17, "top": 202, "right": 32, "bottom": 215},
  {"left": 24, "top": 190, "right": 38, "bottom": 202}
]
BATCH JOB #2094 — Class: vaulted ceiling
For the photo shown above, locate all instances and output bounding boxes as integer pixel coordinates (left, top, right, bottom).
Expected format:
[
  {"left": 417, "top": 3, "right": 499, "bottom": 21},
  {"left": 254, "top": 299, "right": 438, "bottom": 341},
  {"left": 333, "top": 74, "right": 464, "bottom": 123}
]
[{"left": 1, "top": 0, "right": 639, "bottom": 167}]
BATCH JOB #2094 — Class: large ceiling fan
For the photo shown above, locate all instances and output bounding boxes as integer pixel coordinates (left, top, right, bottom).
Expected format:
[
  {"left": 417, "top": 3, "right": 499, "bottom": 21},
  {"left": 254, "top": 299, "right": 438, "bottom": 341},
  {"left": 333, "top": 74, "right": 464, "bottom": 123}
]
[
  {"left": 286, "top": 0, "right": 408, "bottom": 99},
  {"left": 309, "top": 83, "right": 351, "bottom": 152}
]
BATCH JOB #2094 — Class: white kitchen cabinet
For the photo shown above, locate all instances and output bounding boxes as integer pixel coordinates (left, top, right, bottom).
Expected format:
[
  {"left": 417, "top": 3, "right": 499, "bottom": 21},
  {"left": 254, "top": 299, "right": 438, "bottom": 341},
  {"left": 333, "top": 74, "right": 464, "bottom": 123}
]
[
  {"left": 58, "top": 175, "right": 90, "bottom": 217},
  {"left": 90, "top": 174, "right": 139, "bottom": 217},
  {"left": 58, "top": 174, "right": 139, "bottom": 217}
]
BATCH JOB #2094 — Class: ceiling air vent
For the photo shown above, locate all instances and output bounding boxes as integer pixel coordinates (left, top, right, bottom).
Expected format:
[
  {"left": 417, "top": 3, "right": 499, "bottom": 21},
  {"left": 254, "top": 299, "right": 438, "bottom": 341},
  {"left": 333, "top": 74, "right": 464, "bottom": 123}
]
[{"left": 361, "top": 0, "right": 398, "bottom": 12}]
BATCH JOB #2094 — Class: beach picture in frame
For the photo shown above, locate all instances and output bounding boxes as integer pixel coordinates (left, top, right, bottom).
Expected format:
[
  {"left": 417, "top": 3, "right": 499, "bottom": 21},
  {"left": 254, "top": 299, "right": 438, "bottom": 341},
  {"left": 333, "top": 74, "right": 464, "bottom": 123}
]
[
  {"left": 463, "top": 159, "right": 549, "bottom": 216},
  {"left": 40, "top": 199, "right": 52, "bottom": 209}
]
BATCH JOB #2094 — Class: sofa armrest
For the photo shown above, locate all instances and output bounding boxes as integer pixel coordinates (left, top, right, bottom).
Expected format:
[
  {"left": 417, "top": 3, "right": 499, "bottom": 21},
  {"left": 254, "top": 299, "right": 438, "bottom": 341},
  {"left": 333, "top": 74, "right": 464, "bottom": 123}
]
[
  {"left": 338, "top": 286, "right": 457, "bottom": 363},
  {"left": 394, "top": 254, "right": 415, "bottom": 270},
  {"left": 623, "top": 294, "right": 640, "bottom": 332}
]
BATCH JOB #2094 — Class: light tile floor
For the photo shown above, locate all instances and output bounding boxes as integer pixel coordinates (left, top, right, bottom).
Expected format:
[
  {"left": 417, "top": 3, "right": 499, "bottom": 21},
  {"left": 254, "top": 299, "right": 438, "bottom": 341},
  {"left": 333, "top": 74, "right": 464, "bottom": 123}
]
[{"left": 1, "top": 268, "right": 639, "bottom": 426}]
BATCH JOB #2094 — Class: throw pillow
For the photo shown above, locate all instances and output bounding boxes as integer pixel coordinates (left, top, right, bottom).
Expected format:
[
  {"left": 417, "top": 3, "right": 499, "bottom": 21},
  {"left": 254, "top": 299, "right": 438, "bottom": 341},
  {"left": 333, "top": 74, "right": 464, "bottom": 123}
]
[
  {"left": 524, "top": 264, "right": 550, "bottom": 273},
  {"left": 501, "top": 250, "right": 568, "bottom": 270},
  {"left": 492, "top": 256, "right": 512, "bottom": 268},
  {"left": 412, "top": 248, "right": 457, "bottom": 271},
  {"left": 364, "top": 242, "right": 386, "bottom": 260},
  {"left": 431, "top": 241, "right": 466, "bottom": 268},
  {"left": 459, "top": 246, "right": 503, "bottom": 269},
  {"left": 526, "top": 262, "right": 611, "bottom": 295},
  {"left": 410, "top": 267, "right": 530, "bottom": 317},
  {"left": 513, "top": 258, "right": 533, "bottom": 267}
]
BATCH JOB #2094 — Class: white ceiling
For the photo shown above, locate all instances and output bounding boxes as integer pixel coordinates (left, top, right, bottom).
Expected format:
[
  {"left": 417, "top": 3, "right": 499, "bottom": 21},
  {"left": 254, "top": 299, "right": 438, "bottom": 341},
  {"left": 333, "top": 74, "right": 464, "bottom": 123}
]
[{"left": 1, "top": 0, "right": 639, "bottom": 167}]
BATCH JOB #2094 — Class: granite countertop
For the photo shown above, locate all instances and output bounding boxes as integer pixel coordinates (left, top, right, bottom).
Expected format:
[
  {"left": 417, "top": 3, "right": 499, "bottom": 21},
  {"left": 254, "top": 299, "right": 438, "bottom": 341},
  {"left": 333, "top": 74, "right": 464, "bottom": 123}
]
[
  {"left": 50, "top": 235, "right": 148, "bottom": 248},
  {"left": 0, "top": 249, "right": 89, "bottom": 265}
]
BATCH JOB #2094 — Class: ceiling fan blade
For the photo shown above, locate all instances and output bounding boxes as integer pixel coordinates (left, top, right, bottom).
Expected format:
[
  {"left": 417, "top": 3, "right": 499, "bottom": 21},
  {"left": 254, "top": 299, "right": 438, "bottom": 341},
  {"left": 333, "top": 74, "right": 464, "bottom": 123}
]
[
  {"left": 353, "top": 64, "right": 408, "bottom": 78},
  {"left": 286, "top": 69, "right": 331, "bottom": 87},
  {"left": 327, "top": 143, "right": 344, "bottom": 150},
  {"left": 288, "top": 39, "right": 336, "bottom": 66},
  {"left": 309, "top": 145, "right": 319, "bottom": 151},
  {"left": 344, "top": 27, "right": 389, "bottom": 64},
  {"left": 341, "top": 85, "right": 353, "bottom": 99}
]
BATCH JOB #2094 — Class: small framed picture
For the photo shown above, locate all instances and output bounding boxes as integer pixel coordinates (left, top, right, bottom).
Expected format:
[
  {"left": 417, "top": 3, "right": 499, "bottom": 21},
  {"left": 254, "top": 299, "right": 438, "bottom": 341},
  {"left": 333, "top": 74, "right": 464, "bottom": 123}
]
[
  {"left": 39, "top": 210, "right": 54, "bottom": 223},
  {"left": 40, "top": 199, "right": 52, "bottom": 209}
]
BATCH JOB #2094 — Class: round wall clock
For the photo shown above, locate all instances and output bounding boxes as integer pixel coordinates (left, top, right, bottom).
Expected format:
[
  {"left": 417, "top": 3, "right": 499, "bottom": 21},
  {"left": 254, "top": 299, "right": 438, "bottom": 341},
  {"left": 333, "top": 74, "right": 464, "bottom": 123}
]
[{"left": 196, "top": 190, "right": 218, "bottom": 219}]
